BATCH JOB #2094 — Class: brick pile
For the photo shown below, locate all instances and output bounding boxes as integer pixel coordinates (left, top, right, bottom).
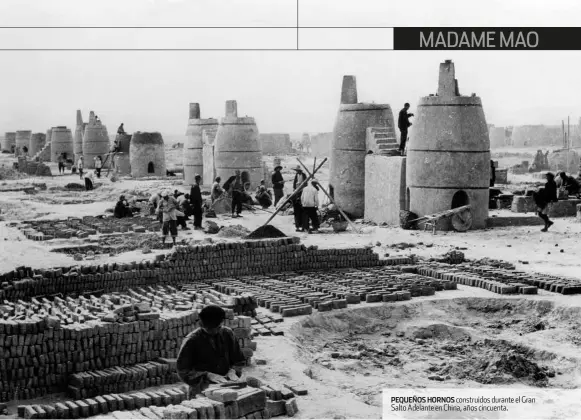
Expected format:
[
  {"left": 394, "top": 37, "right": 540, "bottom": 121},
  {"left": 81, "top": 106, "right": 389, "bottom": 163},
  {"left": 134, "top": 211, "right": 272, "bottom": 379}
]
[
  {"left": 0, "top": 238, "right": 384, "bottom": 407},
  {"left": 418, "top": 261, "right": 581, "bottom": 295},
  {"left": 19, "top": 215, "right": 160, "bottom": 241},
  {"left": 0, "top": 239, "right": 382, "bottom": 301},
  {"left": 17, "top": 380, "right": 306, "bottom": 419},
  {"left": 15, "top": 158, "right": 52, "bottom": 177},
  {"left": 204, "top": 265, "right": 455, "bottom": 318},
  {"left": 0, "top": 302, "right": 255, "bottom": 403},
  {"left": 67, "top": 360, "right": 178, "bottom": 399},
  {"left": 252, "top": 314, "right": 284, "bottom": 336}
]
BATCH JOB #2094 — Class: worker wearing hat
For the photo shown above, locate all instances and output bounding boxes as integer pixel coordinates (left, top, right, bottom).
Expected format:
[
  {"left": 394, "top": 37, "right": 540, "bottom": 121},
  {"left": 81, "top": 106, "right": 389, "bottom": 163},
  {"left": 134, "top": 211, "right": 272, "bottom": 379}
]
[
  {"left": 177, "top": 305, "right": 246, "bottom": 396},
  {"left": 292, "top": 166, "right": 307, "bottom": 232},
  {"left": 271, "top": 165, "right": 285, "bottom": 206},
  {"left": 301, "top": 178, "right": 320, "bottom": 233},
  {"left": 157, "top": 189, "right": 179, "bottom": 246},
  {"left": 190, "top": 174, "right": 204, "bottom": 229},
  {"left": 231, "top": 170, "right": 244, "bottom": 218}
]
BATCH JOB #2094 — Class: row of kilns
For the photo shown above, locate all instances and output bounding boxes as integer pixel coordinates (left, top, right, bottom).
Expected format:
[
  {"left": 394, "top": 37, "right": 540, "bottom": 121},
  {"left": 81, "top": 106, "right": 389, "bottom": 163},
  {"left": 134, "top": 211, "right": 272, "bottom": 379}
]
[
  {"left": 329, "top": 60, "right": 490, "bottom": 230},
  {"left": 330, "top": 75, "right": 394, "bottom": 218},
  {"left": 407, "top": 60, "right": 490, "bottom": 229},
  {"left": 183, "top": 100, "right": 263, "bottom": 188},
  {"left": 1, "top": 131, "right": 50, "bottom": 160}
]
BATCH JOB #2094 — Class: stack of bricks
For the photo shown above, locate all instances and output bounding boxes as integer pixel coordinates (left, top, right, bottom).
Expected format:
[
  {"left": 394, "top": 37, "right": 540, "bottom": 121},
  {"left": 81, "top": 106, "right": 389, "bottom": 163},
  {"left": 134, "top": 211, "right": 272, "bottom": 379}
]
[
  {"left": 0, "top": 239, "right": 382, "bottom": 301},
  {"left": 17, "top": 380, "right": 305, "bottom": 419},
  {"left": 202, "top": 266, "right": 456, "bottom": 317},
  {"left": 78, "top": 216, "right": 160, "bottom": 234},
  {"left": 18, "top": 215, "right": 160, "bottom": 241},
  {"left": 34, "top": 162, "right": 52, "bottom": 177},
  {"left": 0, "top": 299, "right": 255, "bottom": 403},
  {"left": 67, "top": 360, "right": 178, "bottom": 399},
  {"left": 416, "top": 263, "right": 551, "bottom": 295},
  {"left": 252, "top": 314, "right": 284, "bottom": 336},
  {"left": 398, "top": 261, "right": 581, "bottom": 296},
  {"left": 179, "top": 284, "right": 259, "bottom": 316}
]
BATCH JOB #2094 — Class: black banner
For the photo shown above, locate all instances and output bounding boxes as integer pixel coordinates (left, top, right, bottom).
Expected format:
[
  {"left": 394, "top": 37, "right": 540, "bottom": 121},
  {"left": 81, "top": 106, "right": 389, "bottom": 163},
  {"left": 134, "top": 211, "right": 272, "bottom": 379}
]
[{"left": 394, "top": 27, "right": 581, "bottom": 50}]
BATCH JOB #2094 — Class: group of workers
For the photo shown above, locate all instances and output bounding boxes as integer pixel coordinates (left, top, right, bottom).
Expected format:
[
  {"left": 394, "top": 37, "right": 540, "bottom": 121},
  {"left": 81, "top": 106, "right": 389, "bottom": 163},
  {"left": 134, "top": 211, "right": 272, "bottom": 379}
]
[
  {"left": 530, "top": 150, "right": 550, "bottom": 172},
  {"left": 210, "top": 171, "right": 273, "bottom": 217},
  {"left": 145, "top": 180, "right": 204, "bottom": 246},
  {"left": 271, "top": 164, "right": 320, "bottom": 233},
  {"left": 113, "top": 164, "right": 321, "bottom": 246},
  {"left": 76, "top": 156, "right": 104, "bottom": 179}
]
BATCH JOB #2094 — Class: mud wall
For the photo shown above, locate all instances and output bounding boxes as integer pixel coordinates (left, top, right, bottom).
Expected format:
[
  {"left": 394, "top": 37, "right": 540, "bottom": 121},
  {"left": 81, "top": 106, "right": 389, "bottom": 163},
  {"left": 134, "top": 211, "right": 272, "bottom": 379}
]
[
  {"left": 548, "top": 149, "right": 579, "bottom": 174},
  {"left": 489, "top": 126, "right": 506, "bottom": 149},
  {"left": 364, "top": 155, "right": 407, "bottom": 225},
  {"left": 259, "top": 133, "right": 292, "bottom": 155},
  {"left": 310, "top": 132, "right": 333, "bottom": 157}
]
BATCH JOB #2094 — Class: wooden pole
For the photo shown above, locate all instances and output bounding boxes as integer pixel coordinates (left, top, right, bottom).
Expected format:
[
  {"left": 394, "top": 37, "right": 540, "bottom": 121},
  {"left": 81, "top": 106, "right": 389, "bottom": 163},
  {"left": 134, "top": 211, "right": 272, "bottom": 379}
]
[
  {"left": 296, "top": 158, "right": 360, "bottom": 234},
  {"left": 260, "top": 158, "right": 328, "bottom": 227}
]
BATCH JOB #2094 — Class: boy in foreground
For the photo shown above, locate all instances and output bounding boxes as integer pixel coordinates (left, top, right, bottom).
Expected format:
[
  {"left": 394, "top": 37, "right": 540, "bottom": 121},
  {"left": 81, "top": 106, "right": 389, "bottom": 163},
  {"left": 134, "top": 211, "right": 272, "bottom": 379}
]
[{"left": 176, "top": 305, "right": 246, "bottom": 395}]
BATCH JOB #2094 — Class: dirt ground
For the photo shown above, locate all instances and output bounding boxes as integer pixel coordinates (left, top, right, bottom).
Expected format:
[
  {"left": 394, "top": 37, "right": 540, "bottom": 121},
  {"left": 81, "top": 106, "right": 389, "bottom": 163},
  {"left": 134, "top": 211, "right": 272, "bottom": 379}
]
[{"left": 1, "top": 148, "right": 581, "bottom": 419}]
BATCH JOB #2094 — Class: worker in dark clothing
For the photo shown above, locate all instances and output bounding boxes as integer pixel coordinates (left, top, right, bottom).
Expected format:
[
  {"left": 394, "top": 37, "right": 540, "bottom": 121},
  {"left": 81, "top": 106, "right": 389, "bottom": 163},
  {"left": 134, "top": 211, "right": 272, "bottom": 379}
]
[
  {"left": 231, "top": 170, "right": 244, "bottom": 218},
  {"left": 398, "top": 103, "right": 414, "bottom": 155},
  {"left": 117, "top": 123, "right": 125, "bottom": 135},
  {"left": 255, "top": 180, "right": 273, "bottom": 209},
  {"left": 114, "top": 195, "right": 133, "bottom": 218},
  {"left": 190, "top": 174, "right": 204, "bottom": 229},
  {"left": 533, "top": 172, "right": 558, "bottom": 232},
  {"left": 271, "top": 165, "right": 285, "bottom": 206},
  {"left": 558, "top": 172, "right": 581, "bottom": 198},
  {"left": 292, "top": 166, "right": 307, "bottom": 232},
  {"left": 176, "top": 305, "right": 246, "bottom": 396},
  {"left": 178, "top": 193, "right": 193, "bottom": 219},
  {"left": 490, "top": 160, "right": 496, "bottom": 187}
]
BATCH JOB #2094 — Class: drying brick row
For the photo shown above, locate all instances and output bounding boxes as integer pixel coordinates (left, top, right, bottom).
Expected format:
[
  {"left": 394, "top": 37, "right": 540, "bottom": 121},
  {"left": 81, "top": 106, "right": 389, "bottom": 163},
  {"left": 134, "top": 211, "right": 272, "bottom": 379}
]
[
  {"left": 416, "top": 264, "right": 539, "bottom": 295},
  {"left": 18, "top": 380, "right": 304, "bottom": 419},
  {"left": 0, "top": 239, "right": 382, "bottom": 301}
]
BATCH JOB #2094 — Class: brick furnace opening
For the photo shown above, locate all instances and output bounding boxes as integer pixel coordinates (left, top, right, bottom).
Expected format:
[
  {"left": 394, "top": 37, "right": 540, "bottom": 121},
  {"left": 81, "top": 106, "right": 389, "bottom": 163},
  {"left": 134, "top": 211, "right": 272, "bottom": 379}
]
[{"left": 452, "top": 190, "right": 469, "bottom": 209}]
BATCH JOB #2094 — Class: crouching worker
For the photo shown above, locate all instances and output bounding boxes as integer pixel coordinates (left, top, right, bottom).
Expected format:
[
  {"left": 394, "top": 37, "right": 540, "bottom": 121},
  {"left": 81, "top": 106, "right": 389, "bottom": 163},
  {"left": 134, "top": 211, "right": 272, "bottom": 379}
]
[
  {"left": 114, "top": 195, "right": 133, "bottom": 218},
  {"left": 176, "top": 305, "right": 246, "bottom": 396}
]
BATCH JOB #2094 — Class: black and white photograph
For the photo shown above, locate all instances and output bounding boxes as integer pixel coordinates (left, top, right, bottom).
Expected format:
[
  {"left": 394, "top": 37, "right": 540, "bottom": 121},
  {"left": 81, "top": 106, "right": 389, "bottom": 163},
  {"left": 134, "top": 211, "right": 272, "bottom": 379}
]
[{"left": 1, "top": 1, "right": 581, "bottom": 419}]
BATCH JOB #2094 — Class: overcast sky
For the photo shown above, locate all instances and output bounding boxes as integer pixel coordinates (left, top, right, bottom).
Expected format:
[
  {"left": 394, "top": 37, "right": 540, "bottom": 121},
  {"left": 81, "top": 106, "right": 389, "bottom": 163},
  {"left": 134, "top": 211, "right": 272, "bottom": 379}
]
[{"left": 1, "top": 0, "right": 580, "bottom": 135}]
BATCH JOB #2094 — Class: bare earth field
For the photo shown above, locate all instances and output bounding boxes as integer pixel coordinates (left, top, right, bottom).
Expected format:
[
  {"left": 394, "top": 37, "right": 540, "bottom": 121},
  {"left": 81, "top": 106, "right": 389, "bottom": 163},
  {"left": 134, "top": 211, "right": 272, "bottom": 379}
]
[{"left": 1, "top": 147, "right": 580, "bottom": 419}]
